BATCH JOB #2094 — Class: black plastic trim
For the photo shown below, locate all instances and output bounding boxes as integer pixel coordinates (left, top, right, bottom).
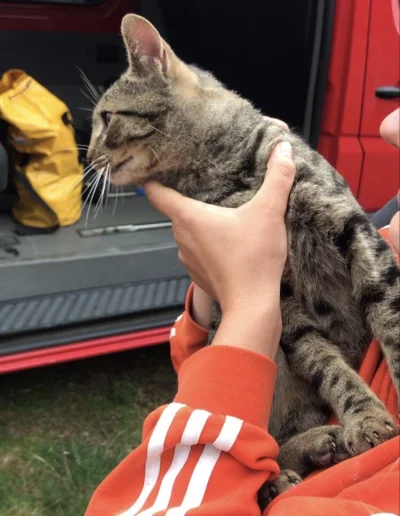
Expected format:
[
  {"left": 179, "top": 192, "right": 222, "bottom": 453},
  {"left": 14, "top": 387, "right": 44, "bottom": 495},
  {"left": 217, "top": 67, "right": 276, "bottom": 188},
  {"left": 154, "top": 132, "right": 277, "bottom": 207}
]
[
  {"left": 0, "top": 276, "right": 190, "bottom": 338},
  {"left": 303, "top": 0, "right": 335, "bottom": 148},
  {"left": 376, "top": 86, "right": 400, "bottom": 99},
  {"left": 0, "top": 309, "right": 181, "bottom": 356}
]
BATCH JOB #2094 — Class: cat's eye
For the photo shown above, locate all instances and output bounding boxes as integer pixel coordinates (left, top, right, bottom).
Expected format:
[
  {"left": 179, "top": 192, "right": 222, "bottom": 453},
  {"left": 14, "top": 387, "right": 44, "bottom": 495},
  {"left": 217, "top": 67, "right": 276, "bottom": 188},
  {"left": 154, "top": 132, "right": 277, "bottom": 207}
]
[{"left": 101, "top": 111, "right": 112, "bottom": 128}]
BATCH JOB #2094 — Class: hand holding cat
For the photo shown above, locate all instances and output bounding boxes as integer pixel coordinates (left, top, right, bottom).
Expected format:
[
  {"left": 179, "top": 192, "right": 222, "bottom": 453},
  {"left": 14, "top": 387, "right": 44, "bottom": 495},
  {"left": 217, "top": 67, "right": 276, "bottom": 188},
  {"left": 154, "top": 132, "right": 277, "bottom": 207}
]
[
  {"left": 145, "top": 141, "right": 295, "bottom": 357},
  {"left": 380, "top": 108, "right": 400, "bottom": 254}
]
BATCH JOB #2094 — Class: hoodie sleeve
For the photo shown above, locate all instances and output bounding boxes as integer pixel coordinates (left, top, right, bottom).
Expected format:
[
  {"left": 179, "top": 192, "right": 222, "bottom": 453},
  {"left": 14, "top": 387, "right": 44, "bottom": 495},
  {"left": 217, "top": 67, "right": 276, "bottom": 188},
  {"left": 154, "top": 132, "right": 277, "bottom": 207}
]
[
  {"left": 170, "top": 283, "right": 209, "bottom": 373},
  {"left": 85, "top": 345, "right": 280, "bottom": 516}
]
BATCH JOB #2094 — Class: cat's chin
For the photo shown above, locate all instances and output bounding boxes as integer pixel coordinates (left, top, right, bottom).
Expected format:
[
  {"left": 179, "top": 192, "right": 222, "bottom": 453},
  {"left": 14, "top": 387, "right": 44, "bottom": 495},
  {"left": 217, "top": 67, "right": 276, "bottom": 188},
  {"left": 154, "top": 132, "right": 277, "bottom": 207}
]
[
  {"left": 108, "top": 157, "right": 135, "bottom": 186},
  {"left": 109, "top": 154, "right": 152, "bottom": 187},
  {"left": 110, "top": 166, "right": 148, "bottom": 187}
]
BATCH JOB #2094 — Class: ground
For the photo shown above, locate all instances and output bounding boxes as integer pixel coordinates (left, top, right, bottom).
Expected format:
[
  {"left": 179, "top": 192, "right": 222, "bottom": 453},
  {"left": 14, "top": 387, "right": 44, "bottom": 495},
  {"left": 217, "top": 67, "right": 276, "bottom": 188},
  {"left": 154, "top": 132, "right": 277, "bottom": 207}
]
[{"left": 0, "top": 344, "right": 176, "bottom": 516}]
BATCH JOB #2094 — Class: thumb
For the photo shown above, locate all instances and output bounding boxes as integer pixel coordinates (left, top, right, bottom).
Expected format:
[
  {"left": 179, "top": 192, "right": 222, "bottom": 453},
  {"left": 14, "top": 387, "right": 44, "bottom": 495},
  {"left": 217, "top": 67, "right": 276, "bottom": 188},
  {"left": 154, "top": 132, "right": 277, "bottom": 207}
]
[
  {"left": 144, "top": 180, "right": 197, "bottom": 220},
  {"left": 253, "top": 141, "right": 296, "bottom": 216}
]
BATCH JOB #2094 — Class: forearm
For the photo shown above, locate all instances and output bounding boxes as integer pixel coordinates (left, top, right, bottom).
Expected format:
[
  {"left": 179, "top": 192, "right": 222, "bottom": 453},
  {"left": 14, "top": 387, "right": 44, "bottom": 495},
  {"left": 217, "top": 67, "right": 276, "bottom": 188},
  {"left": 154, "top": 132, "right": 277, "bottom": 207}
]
[
  {"left": 213, "top": 302, "right": 281, "bottom": 359},
  {"left": 191, "top": 284, "right": 213, "bottom": 328},
  {"left": 86, "top": 346, "right": 279, "bottom": 516}
]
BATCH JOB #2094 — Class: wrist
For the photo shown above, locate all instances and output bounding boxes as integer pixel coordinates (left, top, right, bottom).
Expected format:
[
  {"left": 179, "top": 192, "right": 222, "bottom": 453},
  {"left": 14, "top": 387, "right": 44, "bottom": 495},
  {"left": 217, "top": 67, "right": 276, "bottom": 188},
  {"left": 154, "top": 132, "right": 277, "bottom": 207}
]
[
  {"left": 212, "top": 304, "right": 282, "bottom": 359},
  {"left": 220, "top": 283, "right": 281, "bottom": 315},
  {"left": 191, "top": 284, "right": 213, "bottom": 329}
]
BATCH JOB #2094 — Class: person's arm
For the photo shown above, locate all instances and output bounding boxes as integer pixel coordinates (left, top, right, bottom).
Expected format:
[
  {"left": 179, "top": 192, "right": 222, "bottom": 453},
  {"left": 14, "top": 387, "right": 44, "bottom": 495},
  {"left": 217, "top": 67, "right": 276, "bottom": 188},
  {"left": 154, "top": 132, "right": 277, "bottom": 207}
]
[
  {"left": 86, "top": 332, "right": 280, "bottom": 516},
  {"left": 86, "top": 352, "right": 399, "bottom": 516},
  {"left": 171, "top": 124, "right": 291, "bottom": 372},
  {"left": 86, "top": 142, "right": 295, "bottom": 516},
  {"left": 170, "top": 284, "right": 210, "bottom": 373},
  {"left": 191, "top": 284, "right": 213, "bottom": 328}
]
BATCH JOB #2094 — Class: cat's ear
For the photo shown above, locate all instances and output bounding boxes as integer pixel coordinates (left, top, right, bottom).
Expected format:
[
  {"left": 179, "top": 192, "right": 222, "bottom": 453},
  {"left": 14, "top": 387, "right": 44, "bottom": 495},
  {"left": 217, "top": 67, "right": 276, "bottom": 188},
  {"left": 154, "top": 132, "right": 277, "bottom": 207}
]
[{"left": 121, "top": 14, "right": 169, "bottom": 78}]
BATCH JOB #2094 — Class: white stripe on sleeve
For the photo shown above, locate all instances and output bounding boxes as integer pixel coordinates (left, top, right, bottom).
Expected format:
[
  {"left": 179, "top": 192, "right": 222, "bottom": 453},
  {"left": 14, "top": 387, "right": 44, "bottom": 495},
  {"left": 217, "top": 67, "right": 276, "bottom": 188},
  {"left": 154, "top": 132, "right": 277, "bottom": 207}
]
[
  {"left": 165, "top": 415, "right": 243, "bottom": 516},
  {"left": 137, "top": 409, "right": 211, "bottom": 516},
  {"left": 119, "top": 403, "right": 185, "bottom": 516}
]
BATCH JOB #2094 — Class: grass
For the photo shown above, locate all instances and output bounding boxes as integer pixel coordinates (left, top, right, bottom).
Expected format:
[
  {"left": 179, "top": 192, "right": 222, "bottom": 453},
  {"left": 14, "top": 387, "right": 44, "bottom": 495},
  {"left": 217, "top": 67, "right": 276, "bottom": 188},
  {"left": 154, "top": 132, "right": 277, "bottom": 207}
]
[{"left": 0, "top": 344, "right": 176, "bottom": 516}]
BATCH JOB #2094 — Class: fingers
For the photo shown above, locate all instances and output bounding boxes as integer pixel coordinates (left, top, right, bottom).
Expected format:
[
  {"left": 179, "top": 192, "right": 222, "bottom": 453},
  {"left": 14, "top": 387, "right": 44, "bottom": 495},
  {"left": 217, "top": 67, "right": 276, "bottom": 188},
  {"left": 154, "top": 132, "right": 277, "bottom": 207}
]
[
  {"left": 144, "top": 180, "right": 195, "bottom": 219},
  {"left": 263, "top": 116, "right": 290, "bottom": 132},
  {"left": 146, "top": 139, "right": 295, "bottom": 222},
  {"left": 380, "top": 108, "right": 400, "bottom": 148},
  {"left": 253, "top": 141, "right": 296, "bottom": 216},
  {"left": 271, "top": 118, "right": 290, "bottom": 132}
]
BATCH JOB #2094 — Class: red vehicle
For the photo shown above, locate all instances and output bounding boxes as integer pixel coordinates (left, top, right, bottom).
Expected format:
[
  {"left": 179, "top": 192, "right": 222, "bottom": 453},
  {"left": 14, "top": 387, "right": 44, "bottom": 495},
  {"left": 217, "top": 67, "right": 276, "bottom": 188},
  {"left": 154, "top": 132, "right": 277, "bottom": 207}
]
[{"left": 0, "top": 0, "right": 399, "bottom": 373}]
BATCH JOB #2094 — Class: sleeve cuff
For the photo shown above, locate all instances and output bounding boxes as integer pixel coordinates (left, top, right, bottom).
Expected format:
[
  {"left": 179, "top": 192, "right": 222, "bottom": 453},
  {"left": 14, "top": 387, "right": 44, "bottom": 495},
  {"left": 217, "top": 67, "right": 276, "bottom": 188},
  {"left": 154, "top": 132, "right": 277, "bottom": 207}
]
[{"left": 175, "top": 345, "right": 277, "bottom": 429}]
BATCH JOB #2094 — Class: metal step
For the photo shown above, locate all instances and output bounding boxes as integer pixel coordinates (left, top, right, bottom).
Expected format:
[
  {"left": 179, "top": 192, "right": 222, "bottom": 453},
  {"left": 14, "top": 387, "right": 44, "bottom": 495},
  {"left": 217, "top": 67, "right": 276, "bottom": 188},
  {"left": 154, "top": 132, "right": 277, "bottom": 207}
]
[{"left": 0, "top": 276, "right": 190, "bottom": 338}]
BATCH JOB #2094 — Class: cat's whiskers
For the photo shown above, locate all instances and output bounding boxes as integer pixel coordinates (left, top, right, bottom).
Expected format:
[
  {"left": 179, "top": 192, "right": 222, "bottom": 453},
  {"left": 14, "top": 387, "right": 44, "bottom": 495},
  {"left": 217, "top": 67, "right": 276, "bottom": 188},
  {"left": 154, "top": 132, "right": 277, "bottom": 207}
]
[
  {"left": 75, "top": 174, "right": 97, "bottom": 218},
  {"left": 79, "top": 88, "right": 97, "bottom": 107},
  {"left": 105, "top": 165, "right": 111, "bottom": 207},
  {"left": 121, "top": 184, "right": 126, "bottom": 206},
  {"left": 148, "top": 124, "right": 198, "bottom": 147},
  {"left": 77, "top": 67, "right": 101, "bottom": 103},
  {"left": 147, "top": 145, "right": 160, "bottom": 164},
  {"left": 75, "top": 178, "right": 92, "bottom": 219},
  {"left": 84, "top": 167, "right": 103, "bottom": 227},
  {"left": 65, "top": 156, "right": 106, "bottom": 197},
  {"left": 112, "top": 184, "right": 120, "bottom": 215},
  {"left": 148, "top": 125, "right": 170, "bottom": 139},
  {"left": 94, "top": 164, "right": 110, "bottom": 219},
  {"left": 59, "top": 145, "right": 90, "bottom": 152},
  {"left": 76, "top": 144, "right": 102, "bottom": 153}
]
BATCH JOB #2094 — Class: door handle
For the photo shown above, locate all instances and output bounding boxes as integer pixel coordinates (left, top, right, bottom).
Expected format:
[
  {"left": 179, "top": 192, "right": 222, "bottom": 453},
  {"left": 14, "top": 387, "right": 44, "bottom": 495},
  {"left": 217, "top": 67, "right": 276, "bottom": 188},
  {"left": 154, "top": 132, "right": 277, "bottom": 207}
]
[{"left": 375, "top": 86, "right": 400, "bottom": 99}]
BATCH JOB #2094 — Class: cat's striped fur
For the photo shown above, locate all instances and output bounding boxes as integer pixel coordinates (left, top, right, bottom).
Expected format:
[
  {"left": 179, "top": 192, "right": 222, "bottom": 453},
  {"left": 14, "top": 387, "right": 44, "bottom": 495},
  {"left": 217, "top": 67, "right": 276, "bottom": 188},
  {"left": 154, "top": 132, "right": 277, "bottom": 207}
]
[{"left": 88, "top": 15, "right": 399, "bottom": 507}]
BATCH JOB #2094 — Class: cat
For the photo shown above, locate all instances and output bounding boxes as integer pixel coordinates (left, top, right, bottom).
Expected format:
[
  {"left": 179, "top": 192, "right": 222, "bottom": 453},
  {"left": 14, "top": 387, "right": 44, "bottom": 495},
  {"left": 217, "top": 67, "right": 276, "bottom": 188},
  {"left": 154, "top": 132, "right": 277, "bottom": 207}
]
[{"left": 88, "top": 14, "right": 400, "bottom": 508}]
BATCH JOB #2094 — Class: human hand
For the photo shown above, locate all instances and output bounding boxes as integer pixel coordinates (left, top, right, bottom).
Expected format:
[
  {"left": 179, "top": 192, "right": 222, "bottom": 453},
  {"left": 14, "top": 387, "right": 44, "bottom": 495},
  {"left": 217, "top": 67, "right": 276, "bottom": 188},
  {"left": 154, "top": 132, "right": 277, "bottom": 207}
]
[
  {"left": 145, "top": 141, "right": 294, "bottom": 312},
  {"left": 380, "top": 108, "right": 400, "bottom": 147},
  {"left": 191, "top": 285, "right": 213, "bottom": 329},
  {"left": 264, "top": 116, "right": 290, "bottom": 132},
  {"left": 380, "top": 108, "right": 400, "bottom": 253},
  {"left": 188, "top": 117, "right": 291, "bottom": 329},
  {"left": 145, "top": 142, "right": 295, "bottom": 357}
]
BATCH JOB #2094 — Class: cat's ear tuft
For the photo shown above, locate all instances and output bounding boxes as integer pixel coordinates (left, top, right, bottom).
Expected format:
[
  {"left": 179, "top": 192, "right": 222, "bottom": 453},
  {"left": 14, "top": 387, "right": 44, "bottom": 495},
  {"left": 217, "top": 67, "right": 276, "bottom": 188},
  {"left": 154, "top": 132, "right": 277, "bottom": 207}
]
[{"left": 121, "top": 14, "right": 169, "bottom": 77}]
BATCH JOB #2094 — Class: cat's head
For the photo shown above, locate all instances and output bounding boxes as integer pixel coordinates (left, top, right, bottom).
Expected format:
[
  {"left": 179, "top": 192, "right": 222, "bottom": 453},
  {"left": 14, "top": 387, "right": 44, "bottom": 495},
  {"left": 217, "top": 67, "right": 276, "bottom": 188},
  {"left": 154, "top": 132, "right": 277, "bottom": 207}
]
[{"left": 88, "top": 14, "right": 236, "bottom": 186}]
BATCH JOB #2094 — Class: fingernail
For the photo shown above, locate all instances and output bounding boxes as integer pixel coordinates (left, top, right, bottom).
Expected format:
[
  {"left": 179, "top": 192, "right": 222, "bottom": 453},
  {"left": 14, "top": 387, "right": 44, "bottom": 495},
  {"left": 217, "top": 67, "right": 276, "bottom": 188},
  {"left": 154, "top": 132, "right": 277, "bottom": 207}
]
[{"left": 276, "top": 141, "right": 292, "bottom": 158}]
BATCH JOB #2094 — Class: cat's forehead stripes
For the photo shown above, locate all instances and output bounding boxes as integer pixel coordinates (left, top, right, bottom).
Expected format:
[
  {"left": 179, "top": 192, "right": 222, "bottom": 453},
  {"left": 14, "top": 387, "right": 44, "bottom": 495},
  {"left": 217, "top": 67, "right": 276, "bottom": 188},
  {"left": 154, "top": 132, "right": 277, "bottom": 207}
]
[
  {"left": 114, "top": 109, "right": 166, "bottom": 119},
  {"left": 97, "top": 79, "right": 172, "bottom": 121}
]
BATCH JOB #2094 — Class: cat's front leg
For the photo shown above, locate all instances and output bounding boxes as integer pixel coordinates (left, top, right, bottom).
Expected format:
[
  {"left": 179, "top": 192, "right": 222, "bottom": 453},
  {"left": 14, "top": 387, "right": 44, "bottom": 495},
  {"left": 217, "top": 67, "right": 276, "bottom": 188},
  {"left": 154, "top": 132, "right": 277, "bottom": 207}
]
[
  {"left": 346, "top": 225, "right": 400, "bottom": 399},
  {"left": 277, "top": 425, "right": 349, "bottom": 476},
  {"left": 258, "top": 470, "right": 302, "bottom": 510},
  {"left": 258, "top": 425, "right": 349, "bottom": 509},
  {"left": 281, "top": 303, "right": 398, "bottom": 457}
]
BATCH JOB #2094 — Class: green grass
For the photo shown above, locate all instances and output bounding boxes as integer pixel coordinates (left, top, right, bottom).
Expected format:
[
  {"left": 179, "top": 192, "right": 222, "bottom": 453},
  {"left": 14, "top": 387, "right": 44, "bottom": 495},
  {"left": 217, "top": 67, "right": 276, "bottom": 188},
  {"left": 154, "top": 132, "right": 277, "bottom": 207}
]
[{"left": 0, "top": 344, "right": 176, "bottom": 516}]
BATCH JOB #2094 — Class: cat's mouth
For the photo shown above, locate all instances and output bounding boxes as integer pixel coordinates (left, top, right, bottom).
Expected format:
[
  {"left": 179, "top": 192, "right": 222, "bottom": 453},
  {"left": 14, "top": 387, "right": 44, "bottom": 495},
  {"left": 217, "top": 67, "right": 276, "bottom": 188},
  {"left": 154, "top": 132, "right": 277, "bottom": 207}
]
[
  {"left": 112, "top": 156, "right": 134, "bottom": 175},
  {"left": 109, "top": 155, "right": 145, "bottom": 186}
]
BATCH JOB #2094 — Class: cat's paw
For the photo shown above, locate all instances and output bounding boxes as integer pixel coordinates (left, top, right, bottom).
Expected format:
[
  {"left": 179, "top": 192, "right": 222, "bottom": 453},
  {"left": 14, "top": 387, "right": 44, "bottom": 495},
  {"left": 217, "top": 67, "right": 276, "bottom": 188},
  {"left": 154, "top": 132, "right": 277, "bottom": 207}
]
[
  {"left": 306, "top": 426, "right": 349, "bottom": 467},
  {"left": 258, "top": 470, "right": 302, "bottom": 510},
  {"left": 344, "top": 407, "right": 398, "bottom": 455}
]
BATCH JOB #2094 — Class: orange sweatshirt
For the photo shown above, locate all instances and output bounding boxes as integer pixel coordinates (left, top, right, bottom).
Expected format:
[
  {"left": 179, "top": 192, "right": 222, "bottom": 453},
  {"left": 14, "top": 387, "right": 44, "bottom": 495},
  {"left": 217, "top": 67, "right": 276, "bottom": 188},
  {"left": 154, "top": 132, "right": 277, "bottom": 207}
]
[{"left": 86, "top": 227, "right": 399, "bottom": 516}]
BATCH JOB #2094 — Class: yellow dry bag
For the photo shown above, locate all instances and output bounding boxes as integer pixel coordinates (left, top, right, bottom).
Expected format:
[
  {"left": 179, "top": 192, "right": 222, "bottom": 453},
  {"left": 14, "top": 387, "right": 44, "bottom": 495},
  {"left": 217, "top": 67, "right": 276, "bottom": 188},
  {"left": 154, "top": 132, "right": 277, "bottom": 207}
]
[{"left": 0, "top": 69, "right": 83, "bottom": 231}]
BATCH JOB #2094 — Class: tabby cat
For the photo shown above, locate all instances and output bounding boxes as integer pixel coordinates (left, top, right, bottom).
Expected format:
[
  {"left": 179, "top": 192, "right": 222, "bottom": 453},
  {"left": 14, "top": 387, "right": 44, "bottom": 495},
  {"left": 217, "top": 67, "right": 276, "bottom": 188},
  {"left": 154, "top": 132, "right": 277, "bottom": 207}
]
[{"left": 88, "top": 14, "right": 400, "bottom": 508}]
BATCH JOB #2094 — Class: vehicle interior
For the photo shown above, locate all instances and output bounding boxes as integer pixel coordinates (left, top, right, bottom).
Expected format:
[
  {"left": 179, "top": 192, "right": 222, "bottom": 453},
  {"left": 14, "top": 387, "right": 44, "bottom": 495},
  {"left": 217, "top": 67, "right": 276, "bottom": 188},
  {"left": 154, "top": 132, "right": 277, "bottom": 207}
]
[{"left": 0, "top": 0, "right": 335, "bottom": 355}]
